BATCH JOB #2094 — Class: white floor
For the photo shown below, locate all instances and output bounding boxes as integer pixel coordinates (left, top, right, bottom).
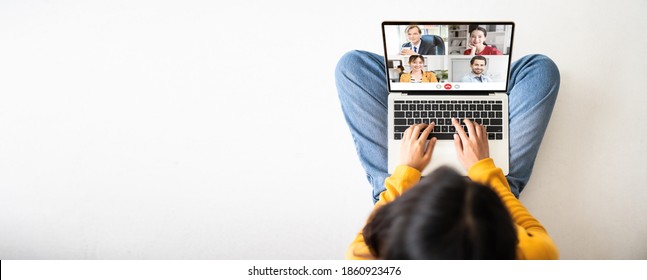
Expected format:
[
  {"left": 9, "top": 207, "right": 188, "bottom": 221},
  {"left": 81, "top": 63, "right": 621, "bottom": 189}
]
[{"left": 0, "top": 0, "right": 645, "bottom": 259}]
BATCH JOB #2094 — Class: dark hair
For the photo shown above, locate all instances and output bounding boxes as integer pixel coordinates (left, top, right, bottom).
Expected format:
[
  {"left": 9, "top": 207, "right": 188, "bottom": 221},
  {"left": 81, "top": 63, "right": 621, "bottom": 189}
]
[
  {"left": 363, "top": 166, "right": 518, "bottom": 259},
  {"left": 408, "top": 55, "right": 424, "bottom": 64},
  {"left": 470, "top": 27, "right": 488, "bottom": 46},
  {"left": 470, "top": 55, "right": 487, "bottom": 65}
]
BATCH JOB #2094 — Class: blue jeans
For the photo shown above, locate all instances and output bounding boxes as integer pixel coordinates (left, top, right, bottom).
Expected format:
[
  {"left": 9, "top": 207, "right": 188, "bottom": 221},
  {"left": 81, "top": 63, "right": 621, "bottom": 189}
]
[{"left": 335, "top": 51, "right": 560, "bottom": 203}]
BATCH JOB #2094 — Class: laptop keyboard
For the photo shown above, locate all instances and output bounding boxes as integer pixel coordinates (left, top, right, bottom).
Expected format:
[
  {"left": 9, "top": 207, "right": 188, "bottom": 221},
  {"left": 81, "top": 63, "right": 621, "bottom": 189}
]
[{"left": 393, "top": 100, "right": 504, "bottom": 140}]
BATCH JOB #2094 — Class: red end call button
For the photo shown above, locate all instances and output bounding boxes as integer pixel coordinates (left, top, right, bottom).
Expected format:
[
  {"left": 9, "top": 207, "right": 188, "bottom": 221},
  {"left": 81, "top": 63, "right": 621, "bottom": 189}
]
[{"left": 444, "top": 84, "right": 452, "bottom": 90}]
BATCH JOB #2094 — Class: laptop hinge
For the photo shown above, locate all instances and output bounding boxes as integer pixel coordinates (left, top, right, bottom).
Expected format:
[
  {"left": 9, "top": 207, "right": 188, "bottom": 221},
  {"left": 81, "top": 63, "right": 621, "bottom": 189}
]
[{"left": 402, "top": 91, "right": 490, "bottom": 96}]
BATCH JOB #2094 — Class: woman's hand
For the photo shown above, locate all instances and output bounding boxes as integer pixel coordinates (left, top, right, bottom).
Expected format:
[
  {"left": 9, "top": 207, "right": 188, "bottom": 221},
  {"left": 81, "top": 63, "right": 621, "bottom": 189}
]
[
  {"left": 399, "top": 123, "right": 437, "bottom": 172},
  {"left": 468, "top": 43, "right": 477, "bottom": 55},
  {"left": 451, "top": 118, "right": 489, "bottom": 171}
]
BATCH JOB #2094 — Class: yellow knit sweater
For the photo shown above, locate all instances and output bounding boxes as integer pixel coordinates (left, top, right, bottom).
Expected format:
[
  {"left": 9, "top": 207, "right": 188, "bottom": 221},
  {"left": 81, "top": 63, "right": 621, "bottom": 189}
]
[{"left": 346, "top": 158, "right": 559, "bottom": 260}]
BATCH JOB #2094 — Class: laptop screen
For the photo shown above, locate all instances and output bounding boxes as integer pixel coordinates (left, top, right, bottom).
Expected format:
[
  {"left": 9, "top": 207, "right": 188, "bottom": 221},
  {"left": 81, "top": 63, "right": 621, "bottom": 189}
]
[{"left": 382, "top": 22, "right": 514, "bottom": 93}]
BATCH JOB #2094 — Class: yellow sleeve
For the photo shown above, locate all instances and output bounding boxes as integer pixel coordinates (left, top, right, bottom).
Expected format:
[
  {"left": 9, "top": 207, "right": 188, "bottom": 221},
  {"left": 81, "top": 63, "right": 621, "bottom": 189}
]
[
  {"left": 468, "top": 158, "right": 560, "bottom": 260},
  {"left": 400, "top": 73, "right": 411, "bottom": 83},
  {"left": 346, "top": 165, "right": 421, "bottom": 260},
  {"left": 424, "top": 72, "right": 438, "bottom": 82}
]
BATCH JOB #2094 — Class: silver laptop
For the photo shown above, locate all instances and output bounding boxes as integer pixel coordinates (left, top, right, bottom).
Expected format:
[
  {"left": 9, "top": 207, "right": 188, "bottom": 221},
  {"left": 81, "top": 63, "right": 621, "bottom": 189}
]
[{"left": 383, "top": 21, "right": 514, "bottom": 175}]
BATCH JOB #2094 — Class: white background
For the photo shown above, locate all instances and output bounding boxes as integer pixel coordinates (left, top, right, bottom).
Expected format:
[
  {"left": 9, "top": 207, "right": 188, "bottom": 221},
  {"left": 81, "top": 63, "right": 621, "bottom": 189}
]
[{"left": 1, "top": 0, "right": 646, "bottom": 259}]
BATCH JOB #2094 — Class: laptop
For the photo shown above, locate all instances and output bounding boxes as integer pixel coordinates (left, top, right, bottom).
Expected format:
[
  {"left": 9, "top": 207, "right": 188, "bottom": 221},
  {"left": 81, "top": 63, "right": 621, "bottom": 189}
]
[{"left": 383, "top": 21, "right": 514, "bottom": 175}]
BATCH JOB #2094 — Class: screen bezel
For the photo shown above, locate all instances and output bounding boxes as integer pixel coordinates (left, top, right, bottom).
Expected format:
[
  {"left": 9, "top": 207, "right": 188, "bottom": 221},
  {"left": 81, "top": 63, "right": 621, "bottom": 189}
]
[{"left": 382, "top": 21, "right": 515, "bottom": 95}]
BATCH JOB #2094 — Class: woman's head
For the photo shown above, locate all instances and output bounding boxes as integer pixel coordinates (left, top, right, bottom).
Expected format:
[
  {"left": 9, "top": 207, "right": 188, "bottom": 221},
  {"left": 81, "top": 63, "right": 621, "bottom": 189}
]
[
  {"left": 408, "top": 55, "right": 425, "bottom": 72},
  {"left": 469, "top": 27, "right": 488, "bottom": 47},
  {"left": 363, "top": 166, "right": 518, "bottom": 259}
]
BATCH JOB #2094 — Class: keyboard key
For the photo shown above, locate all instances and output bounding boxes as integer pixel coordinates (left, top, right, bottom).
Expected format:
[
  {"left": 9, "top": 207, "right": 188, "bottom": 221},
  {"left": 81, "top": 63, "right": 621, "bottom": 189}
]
[
  {"left": 421, "top": 111, "right": 428, "bottom": 118},
  {"left": 406, "top": 112, "right": 412, "bottom": 118},
  {"left": 428, "top": 133, "right": 454, "bottom": 140},
  {"left": 414, "top": 118, "right": 422, "bottom": 124},
  {"left": 395, "top": 126, "right": 408, "bottom": 132},
  {"left": 413, "top": 111, "right": 420, "bottom": 118},
  {"left": 492, "top": 104, "right": 503, "bottom": 110},
  {"left": 406, "top": 100, "right": 413, "bottom": 103},
  {"left": 417, "top": 104, "right": 424, "bottom": 110},
  {"left": 441, "top": 126, "right": 448, "bottom": 132},
  {"left": 496, "top": 112, "right": 502, "bottom": 118},
  {"left": 394, "top": 112, "right": 404, "bottom": 118},
  {"left": 402, "top": 104, "right": 409, "bottom": 110},
  {"left": 496, "top": 133, "right": 503, "bottom": 139},
  {"left": 424, "top": 104, "right": 431, "bottom": 110},
  {"left": 394, "top": 133, "right": 402, "bottom": 140},
  {"left": 490, "top": 119, "right": 502, "bottom": 125},
  {"left": 407, "top": 119, "right": 414, "bottom": 125},
  {"left": 488, "top": 133, "right": 495, "bottom": 140},
  {"left": 394, "top": 104, "right": 401, "bottom": 111},
  {"left": 483, "top": 119, "right": 489, "bottom": 125},
  {"left": 487, "top": 126, "right": 503, "bottom": 132},
  {"left": 395, "top": 118, "right": 406, "bottom": 125},
  {"left": 394, "top": 101, "right": 405, "bottom": 103}
]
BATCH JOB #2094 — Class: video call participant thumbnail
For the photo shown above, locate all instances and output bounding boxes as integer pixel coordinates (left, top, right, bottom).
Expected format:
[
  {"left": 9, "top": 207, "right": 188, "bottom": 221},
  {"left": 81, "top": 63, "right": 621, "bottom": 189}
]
[{"left": 461, "top": 55, "right": 492, "bottom": 83}]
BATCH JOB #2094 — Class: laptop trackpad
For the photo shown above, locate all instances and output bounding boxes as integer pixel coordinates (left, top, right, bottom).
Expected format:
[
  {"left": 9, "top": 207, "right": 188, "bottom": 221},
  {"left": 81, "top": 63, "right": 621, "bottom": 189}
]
[{"left": 423, "top": 141, "right": 466, "bottom": 176}]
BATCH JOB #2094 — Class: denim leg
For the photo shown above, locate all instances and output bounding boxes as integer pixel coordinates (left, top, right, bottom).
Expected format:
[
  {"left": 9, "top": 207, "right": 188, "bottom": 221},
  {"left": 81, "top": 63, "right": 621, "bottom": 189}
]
[
  {"left": 506, "top": 54, "right": 560, "bottom": 197},
  {"left": 335, "top": 50, "right": 389, "bottom": 203}
]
